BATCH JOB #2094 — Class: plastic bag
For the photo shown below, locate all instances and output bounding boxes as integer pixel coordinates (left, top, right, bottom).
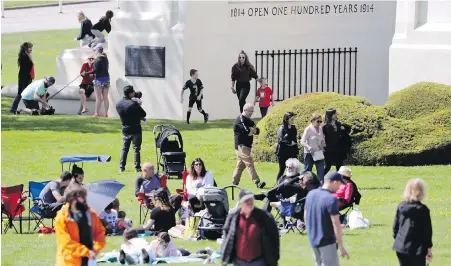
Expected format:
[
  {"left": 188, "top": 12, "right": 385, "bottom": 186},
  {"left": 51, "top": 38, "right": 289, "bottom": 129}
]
[
  {"left": 348, "top": 208, "right": 370, "bottom": 229},
  {"left": 183, "top": 216, "right": 200, "bottom": 239}
]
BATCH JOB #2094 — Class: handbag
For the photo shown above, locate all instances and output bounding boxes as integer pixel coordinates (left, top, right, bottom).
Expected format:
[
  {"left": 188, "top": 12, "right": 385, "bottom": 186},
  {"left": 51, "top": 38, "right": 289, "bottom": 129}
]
[{"left": 312, "top": 150, "right": 325, "bottom": 161}]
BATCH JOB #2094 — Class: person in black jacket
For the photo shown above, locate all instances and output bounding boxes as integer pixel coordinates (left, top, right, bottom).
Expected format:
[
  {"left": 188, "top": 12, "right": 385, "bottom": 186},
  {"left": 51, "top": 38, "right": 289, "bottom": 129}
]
[
  {"left": 83, "top": 44, "right": 110, "bottom": 117},
  {"left": 221, "top": 189, "right": 279, "bottom": 266},
  {"left": 116, "top": 85, "right": 146, "bottom": 173},
  {"left": 231, "top": 51, "right": 258, "bottom": 113},
  {"left": 275, "top": 112, "right": 299, "bottom": 180},
  {"left": 10, "top": 42, "right": 34, "bottom": 114},
  {"left": 76, "top": 11, "right": 95, "bottom": 47},
  {"left": 90, "top": 10, "right": 114, "bottom": 48},
  {"left": 323, "top": 108, "right": 349, "bottom": 175},
  {"left": 393, "top": 178, "right": 433, "bottom": 266}
]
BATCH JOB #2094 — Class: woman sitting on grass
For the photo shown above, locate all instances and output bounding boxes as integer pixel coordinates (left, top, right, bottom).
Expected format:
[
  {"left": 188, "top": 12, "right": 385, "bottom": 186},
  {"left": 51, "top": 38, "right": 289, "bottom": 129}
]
[{"left": 141, "top": 188, "right": 176, "bottom": 234}]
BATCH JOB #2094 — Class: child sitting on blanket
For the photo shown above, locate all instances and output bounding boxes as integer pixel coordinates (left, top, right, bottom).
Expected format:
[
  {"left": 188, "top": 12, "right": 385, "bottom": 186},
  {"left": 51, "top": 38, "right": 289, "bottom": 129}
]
[
  {"left": 119, "top": 228, "right": 154, "bottom": 265},
  {"left": 116, "top": 211, "right": 132, "bottom": 234}
]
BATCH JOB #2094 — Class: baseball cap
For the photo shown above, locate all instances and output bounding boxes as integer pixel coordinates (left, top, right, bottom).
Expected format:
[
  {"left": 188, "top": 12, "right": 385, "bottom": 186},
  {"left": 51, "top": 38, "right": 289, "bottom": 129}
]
[
  {"left": 238, "top": 189, "right": 254, "bottom": 203},
  {"left": 325, "top": 172, "right": 344, "bottom": 183},
  {"left": 94, "top": 44, "right": 104, "bottom": 51},
  {"left": 123, "top": 85, "right": 135, "bottom": 96},
  {"left": 45, "top": 76, "right": 55, "bottom": 84}
]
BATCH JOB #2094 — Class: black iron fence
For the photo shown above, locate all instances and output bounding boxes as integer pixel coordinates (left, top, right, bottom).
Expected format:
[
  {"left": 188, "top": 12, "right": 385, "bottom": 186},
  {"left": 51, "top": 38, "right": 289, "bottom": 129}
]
[{"left": 254, "top": 48, "right": 358, "bottom": 101}]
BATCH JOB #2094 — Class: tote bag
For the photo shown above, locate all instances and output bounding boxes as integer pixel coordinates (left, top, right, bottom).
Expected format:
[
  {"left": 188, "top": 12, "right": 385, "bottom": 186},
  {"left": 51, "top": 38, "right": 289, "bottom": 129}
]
[
  {"left": 312, "top": 150, "right": 325, "bottom": 161},
  {"left": 183, "top": 216, "right": 200, "bottom": 239}
]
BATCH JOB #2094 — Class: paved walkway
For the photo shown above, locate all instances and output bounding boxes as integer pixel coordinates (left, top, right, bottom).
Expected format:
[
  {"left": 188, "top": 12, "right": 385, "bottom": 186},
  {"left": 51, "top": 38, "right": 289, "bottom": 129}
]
[{"left": 1, "top": 1, "right": 118, "bottom": 33}]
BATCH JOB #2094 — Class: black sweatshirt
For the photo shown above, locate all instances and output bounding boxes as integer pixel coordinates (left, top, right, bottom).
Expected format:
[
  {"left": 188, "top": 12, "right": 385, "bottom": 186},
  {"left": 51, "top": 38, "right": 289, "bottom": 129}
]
[
  {"left": 116, "top": 97, "right": 146, "bottom": 134},
  {"left": 18, "top": 53, "right": 33, "bottom": 80},
  {"left": 233, "top": 115, "right": 259, "bottom": 149},
  {"left": 77, "top": 19, "right": 95, "bottom": 40},
  {"left": 322, "top": 121, "right": 343, "bottom": 153},
  {"left": 85, "top": 54, "right": 109, "bottom": 79},
  {"left": 92, "top": 16, "right": 112, "bottom": 33},
  {"left": 231, "top": 63, "right": 258, "bottom": 82},
  {"left": 393, "top": 201, "right": 433, "bottom": 256}
]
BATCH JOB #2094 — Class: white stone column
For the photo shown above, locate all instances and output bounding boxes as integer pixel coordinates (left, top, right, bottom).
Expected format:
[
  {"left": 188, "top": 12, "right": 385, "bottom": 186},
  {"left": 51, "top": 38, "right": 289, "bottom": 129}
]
[{"left": 389, "top": 0, "right": 451, "bottom": 94}]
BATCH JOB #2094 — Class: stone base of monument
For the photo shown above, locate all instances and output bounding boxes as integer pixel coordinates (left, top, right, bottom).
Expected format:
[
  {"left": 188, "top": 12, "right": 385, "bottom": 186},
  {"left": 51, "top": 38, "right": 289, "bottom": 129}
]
[{"left": 1, "top": 85, "right": 103, "bottom": 116}]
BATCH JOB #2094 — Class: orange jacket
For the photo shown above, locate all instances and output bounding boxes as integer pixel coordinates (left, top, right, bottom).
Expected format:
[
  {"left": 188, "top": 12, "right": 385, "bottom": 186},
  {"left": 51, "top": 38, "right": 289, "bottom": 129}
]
[{"left": 55, "top": 203, "right": 106, "bottom": 266}]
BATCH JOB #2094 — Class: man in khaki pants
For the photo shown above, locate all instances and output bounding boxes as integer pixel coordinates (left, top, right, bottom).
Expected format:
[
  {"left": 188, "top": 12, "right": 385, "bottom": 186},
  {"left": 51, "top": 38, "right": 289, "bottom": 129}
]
[{"left": 232, "top": 103, "right": 266, "bottom": 189}]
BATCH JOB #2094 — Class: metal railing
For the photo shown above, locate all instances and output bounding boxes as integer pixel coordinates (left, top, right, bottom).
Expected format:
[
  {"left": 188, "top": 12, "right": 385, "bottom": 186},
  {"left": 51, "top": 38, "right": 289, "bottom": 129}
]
[{"left": 255, "top": 48, "right": 358, "bottom": 101}]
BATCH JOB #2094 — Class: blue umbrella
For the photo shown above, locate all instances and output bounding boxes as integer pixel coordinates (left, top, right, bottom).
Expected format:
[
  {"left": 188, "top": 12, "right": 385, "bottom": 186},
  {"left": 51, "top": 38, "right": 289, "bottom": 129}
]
[{"left": 84, "top": 180, "right": 125, "bottom": 214}]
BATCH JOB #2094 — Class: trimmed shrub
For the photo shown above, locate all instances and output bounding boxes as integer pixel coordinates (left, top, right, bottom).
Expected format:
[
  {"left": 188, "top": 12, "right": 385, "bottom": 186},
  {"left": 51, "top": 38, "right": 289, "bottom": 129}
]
[{"left": 253, "top": 83, "right": 451, "bottom": 166}]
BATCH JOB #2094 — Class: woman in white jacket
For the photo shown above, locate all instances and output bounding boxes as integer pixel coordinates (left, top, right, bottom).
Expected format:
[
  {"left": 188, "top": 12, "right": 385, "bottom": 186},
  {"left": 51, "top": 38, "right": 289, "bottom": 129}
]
[
  {"left": 186, "top": 158, "right": 214, "bottom": 213},
  {"left": 301, "top": 113, "right": 326, "bottom": 182}
]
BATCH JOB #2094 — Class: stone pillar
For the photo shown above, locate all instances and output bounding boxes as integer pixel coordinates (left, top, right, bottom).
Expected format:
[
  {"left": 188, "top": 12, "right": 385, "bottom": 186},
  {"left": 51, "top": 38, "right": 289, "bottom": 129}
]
[{"left": 389, "top": 0, "right": 451, "bottom": 94}]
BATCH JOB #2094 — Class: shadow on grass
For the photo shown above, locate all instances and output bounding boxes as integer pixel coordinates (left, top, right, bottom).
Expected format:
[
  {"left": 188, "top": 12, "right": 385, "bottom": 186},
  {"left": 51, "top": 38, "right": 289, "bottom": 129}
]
[
  {"left": 1, "top": 96, "right": 234, "bottom": 133},
  {"left": 360, "top": 187, "right": 394, "bottom": 190},
  {"left": 372, "top": 224, "right": 387, "bottom": 227}
]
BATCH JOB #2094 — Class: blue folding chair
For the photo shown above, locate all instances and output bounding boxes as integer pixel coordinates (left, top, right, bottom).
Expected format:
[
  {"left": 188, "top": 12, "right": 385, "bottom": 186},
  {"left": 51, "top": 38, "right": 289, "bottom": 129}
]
[{"left": 28, "top": 181, "right": 52, "bottom": 232}]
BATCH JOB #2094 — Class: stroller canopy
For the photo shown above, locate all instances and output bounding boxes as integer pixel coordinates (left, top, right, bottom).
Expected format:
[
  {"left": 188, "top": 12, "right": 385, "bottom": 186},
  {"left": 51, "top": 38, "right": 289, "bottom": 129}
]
[
  {"left": 156, "top": 128, "right": 184, "bottom": 150},
  {"left": 60, "top": 155, "right": 111, "bottom": 163}
]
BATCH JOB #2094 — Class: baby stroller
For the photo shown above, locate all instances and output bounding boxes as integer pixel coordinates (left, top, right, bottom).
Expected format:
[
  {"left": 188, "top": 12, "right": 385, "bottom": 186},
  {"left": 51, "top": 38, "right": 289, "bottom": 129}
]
[
  {"left": 153, "top": 125, "right": 186, "bottom": 179},
  {"left": 198, "top": 186, "right": 242, "bottom": 240}
]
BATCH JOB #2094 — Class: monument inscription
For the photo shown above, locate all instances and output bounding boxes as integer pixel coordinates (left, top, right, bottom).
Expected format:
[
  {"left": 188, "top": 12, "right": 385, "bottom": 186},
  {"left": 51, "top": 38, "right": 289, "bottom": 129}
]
[
  {"left": 230, "top": 3, "right": 375, "bottom": 18},
  {"left": 125, "top": 46, "right": 166, "bottom": 78}
]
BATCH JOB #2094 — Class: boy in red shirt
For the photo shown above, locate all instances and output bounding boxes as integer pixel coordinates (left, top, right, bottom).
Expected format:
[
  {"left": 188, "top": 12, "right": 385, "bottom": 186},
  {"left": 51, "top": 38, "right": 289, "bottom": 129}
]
[{"left": 254, "top": 77, "right": 274, "bottom": 118}]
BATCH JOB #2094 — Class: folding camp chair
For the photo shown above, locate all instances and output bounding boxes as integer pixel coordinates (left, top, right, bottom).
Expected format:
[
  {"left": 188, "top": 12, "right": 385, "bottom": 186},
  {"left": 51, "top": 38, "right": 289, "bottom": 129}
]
[
  {"left": 28, "top": 181, "right": 54, "bottom": 232},
  {"left": 1, "top": 184, "right": 27, "bottom": 234},
  {"left": 137, "top": 174, "right": 168, "bottom": 224}
]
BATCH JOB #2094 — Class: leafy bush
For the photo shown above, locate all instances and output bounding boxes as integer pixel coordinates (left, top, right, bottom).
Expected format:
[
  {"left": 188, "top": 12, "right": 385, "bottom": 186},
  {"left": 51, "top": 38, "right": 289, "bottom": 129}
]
[{"left": 253, "top": 83, "right": 451, "bottom": 166}]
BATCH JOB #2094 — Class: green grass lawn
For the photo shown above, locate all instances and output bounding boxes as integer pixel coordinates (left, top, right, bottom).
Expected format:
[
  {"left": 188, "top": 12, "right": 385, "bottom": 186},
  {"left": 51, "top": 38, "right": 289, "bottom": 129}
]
[
  {"left": 1, "top": 29, "right": 451, "bottom": 266},
  {"left": 4, "top": 1, "right": 86, "bottom": 8}
]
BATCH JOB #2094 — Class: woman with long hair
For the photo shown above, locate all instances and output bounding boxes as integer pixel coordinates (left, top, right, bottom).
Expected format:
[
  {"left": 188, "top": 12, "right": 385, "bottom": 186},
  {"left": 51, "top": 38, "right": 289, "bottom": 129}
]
[
  {"left": 393, "top": 178, "right": 433, "bottom": 266},
  {"left": 186, "top": 158, "right": 214, "bottom": 213},
  {"left": 275, "top": 112, "right": 299, "bottom": 180},
  {"left": 71, "top": 164, "right": 85, "bottom": 185},
  {"left": 10, "top": 42, "right": 34, "bottom": 114},
  {"left": 83, "top": 44, "right": 110, "bottom": 117},
  {"left": 323, "top": 108, "right": 348, "bottom": 175},
  {"left": 231, "top": 50, "right": 258, "bottom": 113},
  {"left": 142, "top": 188, "right": 176, "bottom": 233},
  {"left": 301, "top": 113, "right": 326, "bottom": 182},
  {"left": 76, "top": 11, "right": 95, "bottom": 47}
]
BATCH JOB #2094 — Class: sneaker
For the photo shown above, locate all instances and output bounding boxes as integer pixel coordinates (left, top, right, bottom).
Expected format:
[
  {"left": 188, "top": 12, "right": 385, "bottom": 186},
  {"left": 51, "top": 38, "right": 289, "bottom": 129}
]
[
  {"left": 31, "top": 110, "right": 39, "bottom": 116},
  {"left": 119, "top": 250, "right": 126, "bottom": 265},
  {"left": 104, "top": 114, "right": 108, "bottom": 118},
  {"left": 255, "top": 180, "right": 266, "bottom": 189},
  {"left": 136, "top": 168, "right": 142, "bottom": 173},
  {"left": 204, "top": 113, "right": 209, "bottom": 123},
  {"left": 119, "top": 168, "right": 125, "bottom": 173},
  {"left": 254, "top": 193, "right": 266, "bottom": 201},
  {"left": 232, "top": 181, "right": 239, "bottom": 186},
  {"left": 81, "top": 108, "right": 88, "bottom": 114},
  {"left": 92, "top": 113, "right": 99, "bottom": 117},
  {"left": 142, "top": 248, "right": 150, "bottom": 264},
  {"left": 186, "top": 121, "right": 190, "bottom": 124}
]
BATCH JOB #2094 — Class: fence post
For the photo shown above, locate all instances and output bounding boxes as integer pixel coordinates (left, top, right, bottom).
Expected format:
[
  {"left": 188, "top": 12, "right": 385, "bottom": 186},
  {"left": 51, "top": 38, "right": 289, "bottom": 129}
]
[
  {"left": 117, "top": 0, "right": 120, "bottom": 9},
  {"left": 1, "top": 0, "right": 5, "bottom": 18},
  {"left": 59, "top": 0, "right": 63, "bottom": 13}
]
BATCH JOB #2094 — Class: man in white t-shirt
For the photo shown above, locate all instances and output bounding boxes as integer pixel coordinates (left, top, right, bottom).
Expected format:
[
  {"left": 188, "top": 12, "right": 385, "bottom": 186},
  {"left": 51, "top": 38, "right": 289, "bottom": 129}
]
[
  {"left": 99, "top": 202, "right": 118, "bottom": 234},
  {"left": 19, "top": 76, "right": 55, "bottom": 115}
]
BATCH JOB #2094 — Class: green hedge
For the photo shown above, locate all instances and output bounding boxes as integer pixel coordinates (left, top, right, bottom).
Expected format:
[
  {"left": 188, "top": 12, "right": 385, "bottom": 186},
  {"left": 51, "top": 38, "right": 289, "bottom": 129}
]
[{"left": 253, "top": 83, "right": 451, "bottom": 166}]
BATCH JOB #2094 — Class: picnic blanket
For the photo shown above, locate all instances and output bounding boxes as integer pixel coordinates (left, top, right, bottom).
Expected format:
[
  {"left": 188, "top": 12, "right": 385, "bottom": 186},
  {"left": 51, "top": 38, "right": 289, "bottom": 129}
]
[{"left": 97, "top": 251, "right": 207, "bottom": 264}]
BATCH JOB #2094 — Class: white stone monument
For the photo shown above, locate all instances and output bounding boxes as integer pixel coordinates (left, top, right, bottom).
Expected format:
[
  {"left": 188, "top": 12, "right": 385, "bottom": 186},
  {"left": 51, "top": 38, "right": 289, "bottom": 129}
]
[
  {"left": 389, "top": 0, "right": 451, "bottom": 94},
  {"left": 106, "top": 0, "right": 396, "bottom": 120}
]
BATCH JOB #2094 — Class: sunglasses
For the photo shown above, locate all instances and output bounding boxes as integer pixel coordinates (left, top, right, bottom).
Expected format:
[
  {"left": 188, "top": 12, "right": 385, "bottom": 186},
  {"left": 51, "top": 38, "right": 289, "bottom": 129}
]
[
  {"left": 88, "top": 58, "right": 94, "bottom": 60},
  {"left": 317, "top": 120, "right": 323, "bottom": 123},
  {"left": 239, "top": 56, "right": 245, "bottom": 59},
  {"left": 194, "top": 163, "right": 202, "bottom": 166}
]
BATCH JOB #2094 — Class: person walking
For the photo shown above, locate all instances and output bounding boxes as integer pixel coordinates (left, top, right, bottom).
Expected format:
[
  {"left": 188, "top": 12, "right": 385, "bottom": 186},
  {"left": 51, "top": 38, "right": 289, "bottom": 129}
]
[
  {"left": 180, "top": 69, "right": 209, "bottom": 124},
  {"left": 55, "top": 184, "right": 106, "bottom": 266},
  {"left": 323, "top": 109, "right": 348, "bottom": 175},
  {"left": 275, "top": 112, "right": 298, "bottom": 181},
  {"left": 305, "top": 172, "right": 350, "bottom": 266},
  {"left": 78, "top": 56, "right": 95, "bottom": 115},
  {"left": 221, "top": 189, "right": 280, "bottom": 266},
  {"left": 75, "top": 11, "right": 95, "bottom": 47},
  {"left": 10, "top": 42, "right": 34, "bottom": 114},
  {"left": 301, "top": 113, "right": 326, "bottom": 182},
  {"left": 83, "top": 44, "right": 110, "bottom": 117},
  {"left": 232, "top": 103, "right": 266, "bottom": 189},
  {"left": 231, "top": 51, "right": 258, "bottom": 113},
  {"left": 393, "top": 178, "right": 433, "bottom": 266},
  {"left": 116, "top": 85, "right": 146, "bottom": 172},
  {"left": 254, "top": 77, "right": 274, "bottom": 118}
]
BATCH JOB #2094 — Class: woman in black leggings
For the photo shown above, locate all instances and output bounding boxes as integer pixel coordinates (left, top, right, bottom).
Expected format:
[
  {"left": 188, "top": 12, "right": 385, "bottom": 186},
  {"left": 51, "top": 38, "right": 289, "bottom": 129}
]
[
  {"left": 230, "top": 50, "right": 258, "bottom": 113},
  {"left": 275, "top": 112, "right": 299, "bottom": 180},
  {"left": 10, "top": 42, "right": 34, "bottom": 114}
]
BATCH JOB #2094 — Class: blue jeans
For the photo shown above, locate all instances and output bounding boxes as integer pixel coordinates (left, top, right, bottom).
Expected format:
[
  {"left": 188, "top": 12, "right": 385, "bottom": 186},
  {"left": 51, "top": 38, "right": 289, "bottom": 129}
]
[{"left": 302, "top": 153, "right": 325, "bottom": 182}]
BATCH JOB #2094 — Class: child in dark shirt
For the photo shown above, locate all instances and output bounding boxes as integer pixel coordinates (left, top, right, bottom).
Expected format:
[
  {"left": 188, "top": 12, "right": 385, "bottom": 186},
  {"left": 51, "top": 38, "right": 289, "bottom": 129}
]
[{"left": 180, "top": 69, "right": 209, "bottom": 124}]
